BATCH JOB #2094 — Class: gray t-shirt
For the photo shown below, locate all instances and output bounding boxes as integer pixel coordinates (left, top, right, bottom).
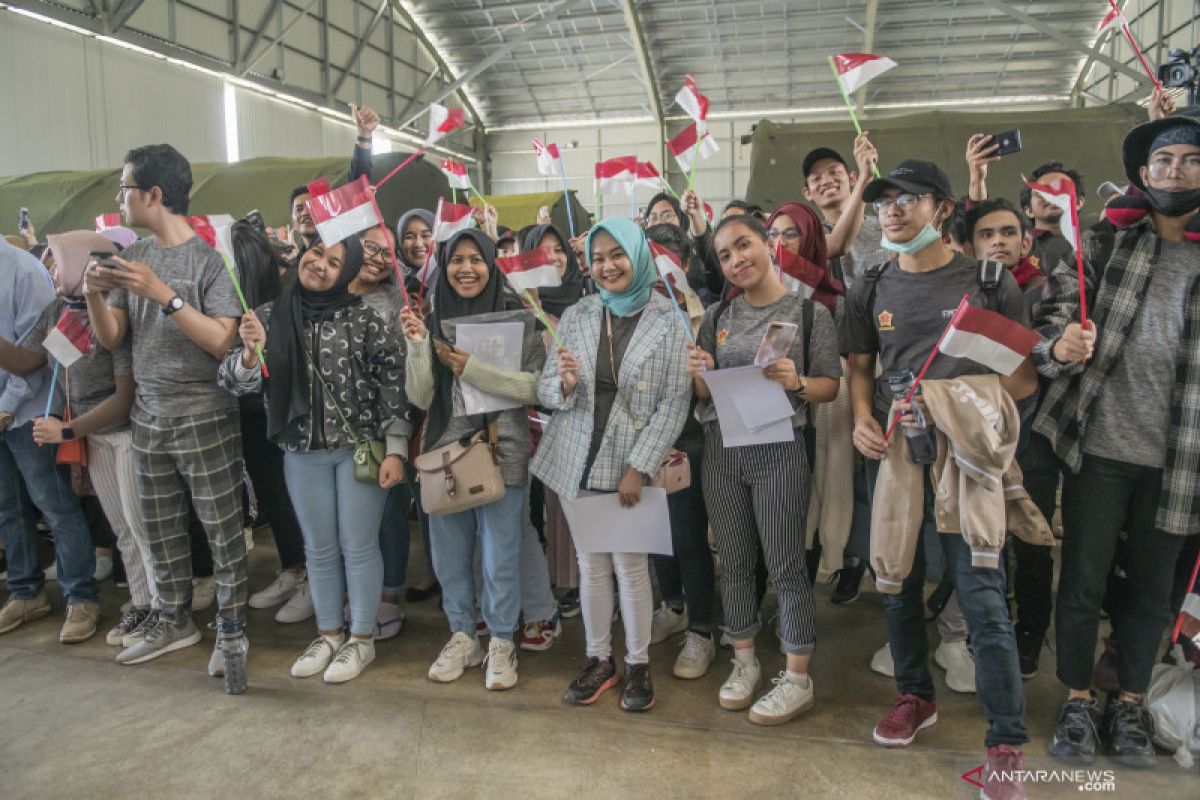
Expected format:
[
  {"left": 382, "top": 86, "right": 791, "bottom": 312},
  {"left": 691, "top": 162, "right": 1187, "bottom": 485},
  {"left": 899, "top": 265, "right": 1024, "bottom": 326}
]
[
  {"left": 19, "top": 299, "right": 133, "bottom": 434},
  {"left": 843, "top": 252, "right": 1028, "bottom": 423},
  {"left": 108, "top": 235, "right": 241, "bottom": 417},
  {"left": 1085, "top": 239, "right": 1199, "bottom": 467},
  {"left": 826, "top": 215, "right": 888, "bottom": 291},
  {"left": 697, "top": 292, "right": 842, "bottom": 428}
]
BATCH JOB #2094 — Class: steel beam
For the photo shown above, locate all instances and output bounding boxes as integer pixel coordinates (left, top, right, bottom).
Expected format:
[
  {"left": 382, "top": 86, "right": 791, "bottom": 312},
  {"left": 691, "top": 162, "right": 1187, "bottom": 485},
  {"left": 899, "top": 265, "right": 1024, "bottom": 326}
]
[
  {"left": 236, "top": 0, "right": 283, "bottom": 75},
  {"left": 617, "top": 0, "right": 662, "bottom": 128},
  {"left": 239, "top": 0, "right": 319, "bottom": 78},
  {"left": 329, "top": 0, "right": 389, "bottom": 97},
  {"left": 107, "top": 0, "right": 144, "bottom": 32},
  {"left": 855, "top": 0, "right": 879, "bottom": 110}
]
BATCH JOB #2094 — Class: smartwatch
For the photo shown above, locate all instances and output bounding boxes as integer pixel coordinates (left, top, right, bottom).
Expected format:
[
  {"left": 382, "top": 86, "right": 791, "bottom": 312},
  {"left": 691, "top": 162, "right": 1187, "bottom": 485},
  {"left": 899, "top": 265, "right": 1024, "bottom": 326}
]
[
  {"left": 162, "top": 296, "right": 185, "bottom": 316},
  {"left": 62, "top": 425, "right": 76, "bottom": 441}
]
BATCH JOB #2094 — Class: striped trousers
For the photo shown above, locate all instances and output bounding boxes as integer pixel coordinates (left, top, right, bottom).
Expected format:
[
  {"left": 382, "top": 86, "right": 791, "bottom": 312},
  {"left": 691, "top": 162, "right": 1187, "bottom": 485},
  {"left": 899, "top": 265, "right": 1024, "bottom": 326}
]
[
  {"left": 87, "top": 430, "right": 158, "bottom": 609},
  {"left": 703, "top": 425, "right": 816, "bottom": 655}
]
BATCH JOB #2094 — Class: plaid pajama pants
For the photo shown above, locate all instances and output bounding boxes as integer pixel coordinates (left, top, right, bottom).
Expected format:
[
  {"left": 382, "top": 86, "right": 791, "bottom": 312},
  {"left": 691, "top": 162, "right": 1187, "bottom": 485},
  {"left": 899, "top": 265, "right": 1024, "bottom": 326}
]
[{"left": 131, "top": 407, "right": 247, "bottom": 624}]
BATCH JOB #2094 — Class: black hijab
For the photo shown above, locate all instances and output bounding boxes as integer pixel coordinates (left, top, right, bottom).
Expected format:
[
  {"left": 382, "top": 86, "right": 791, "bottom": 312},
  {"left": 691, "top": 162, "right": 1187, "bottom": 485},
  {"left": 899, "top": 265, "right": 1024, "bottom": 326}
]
[
  {"left": 264, "top": 236, "right": 365, "bottom": 439},
  {"left": 522, "top": 223, "right": 582, "bottom": 318}
]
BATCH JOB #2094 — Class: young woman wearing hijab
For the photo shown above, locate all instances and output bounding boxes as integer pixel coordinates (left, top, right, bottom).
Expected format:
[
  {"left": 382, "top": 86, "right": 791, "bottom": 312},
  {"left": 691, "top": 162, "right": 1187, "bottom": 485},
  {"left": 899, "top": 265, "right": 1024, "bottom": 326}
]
[
  {"left": 400, "top": 229, "right": 547, "bottom": 692},
  {"left": 396, "top": 209, "right": 436, "bottom": 303},
  {"left": 219, "top": 235, "right": 410, "bottom": 684},
  {"left": 532, "top": 218, "right": 691, "bottom": 712},
  {"left": 687, "top": 214, "right": 842, "bottom": 726}
]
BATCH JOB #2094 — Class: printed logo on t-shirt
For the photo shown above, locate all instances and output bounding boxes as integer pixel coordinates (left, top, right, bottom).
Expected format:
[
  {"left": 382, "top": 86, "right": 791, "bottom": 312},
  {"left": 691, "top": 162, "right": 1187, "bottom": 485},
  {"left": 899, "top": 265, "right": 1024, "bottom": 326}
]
[
  {"left": 1029, "top": 255, "right": 1040, "bottom": 271},
  {"left": 942, "top": 308, "right": 956, "bottom": 319},
  {"left": 877, "top": 310, "right": 894, "bottom": 331},
  {"left": 717, "top": 328, "right": 729, "bottom": 347}
]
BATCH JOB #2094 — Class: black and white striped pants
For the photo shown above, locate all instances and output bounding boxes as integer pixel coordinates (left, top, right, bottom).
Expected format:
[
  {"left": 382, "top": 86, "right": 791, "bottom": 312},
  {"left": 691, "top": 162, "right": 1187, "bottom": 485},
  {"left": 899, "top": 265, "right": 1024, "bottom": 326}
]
[{"left": 703, "top": 424, "right": 816, "bottom": 655}]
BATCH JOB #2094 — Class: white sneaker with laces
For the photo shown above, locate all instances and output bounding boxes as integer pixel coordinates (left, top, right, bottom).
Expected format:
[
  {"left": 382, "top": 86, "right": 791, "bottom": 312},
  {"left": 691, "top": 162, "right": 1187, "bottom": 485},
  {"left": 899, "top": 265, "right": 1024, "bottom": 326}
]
[
  {"left": 870, "top": 642, "right": 895, "bottom": 677},
  {"left": 94, "top": 552, "right": 114, "bottom": 582},
  {"left": 249, "top": 570, "right": 303, "bottom": 609},
  {"left": 291, "top": 634, "right": 345, "bottom": 678},
  {"left": 275, "top": 580, "right": 315, "bottom": 624},
  {"left": 428, "top": 631, "right": 485, "bottom": 683},
  {"left": 484, "top": 637, "right": 518, "bottom": 690},
  {"left": 650, "top": 602, "right": 688, "bottom": 645},
  {"left": 191, "top": 577, "right": 216, "bottom": 611},
  {"left": 324, "top": 638, "right": 375, "bottom": 683},
  {"left": 934, "top": 639, "right": 977, "bottom": 694},
  {"left": 673, "top": 631, "right": 716, "bottom": 679},
  {"left": 719, "top": 656, "right": 761, "bottom": 710},
  {"left": 748, "top": 672, "right": 815, "bottom": 726}
]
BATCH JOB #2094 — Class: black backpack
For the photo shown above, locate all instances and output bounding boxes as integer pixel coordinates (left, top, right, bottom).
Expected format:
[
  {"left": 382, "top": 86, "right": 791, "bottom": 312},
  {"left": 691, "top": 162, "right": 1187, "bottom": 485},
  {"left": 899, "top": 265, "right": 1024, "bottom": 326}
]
[{"left": 859, "top": 257, "right": 1005, "bottom": 321}]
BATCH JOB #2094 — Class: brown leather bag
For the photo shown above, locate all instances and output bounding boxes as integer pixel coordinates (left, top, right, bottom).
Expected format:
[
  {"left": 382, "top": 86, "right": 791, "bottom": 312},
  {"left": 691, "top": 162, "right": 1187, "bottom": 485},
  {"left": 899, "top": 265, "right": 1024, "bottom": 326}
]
[{"left": 414, "top": 419, "right": 505, "bottom": 515}]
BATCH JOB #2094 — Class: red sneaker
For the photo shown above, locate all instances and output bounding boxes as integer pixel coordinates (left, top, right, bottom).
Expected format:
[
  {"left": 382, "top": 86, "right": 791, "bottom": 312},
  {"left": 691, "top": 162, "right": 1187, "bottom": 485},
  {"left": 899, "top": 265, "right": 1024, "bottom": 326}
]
[
  {"left": 872, "top": 694, "right": 938, "bottom": 748},
  {"left": 980, "top": 745, "right": 1026, "bottom": 800},
  {"left": 519, "top": 616, "right": 562, "bottom": 651}
]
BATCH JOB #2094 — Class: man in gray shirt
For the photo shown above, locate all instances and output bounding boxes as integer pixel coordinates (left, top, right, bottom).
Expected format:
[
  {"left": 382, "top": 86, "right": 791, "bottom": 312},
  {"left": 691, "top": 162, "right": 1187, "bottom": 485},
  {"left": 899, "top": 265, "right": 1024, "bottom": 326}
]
[{"left": 84, "top": 144, "right": 247, "bottom": 687}]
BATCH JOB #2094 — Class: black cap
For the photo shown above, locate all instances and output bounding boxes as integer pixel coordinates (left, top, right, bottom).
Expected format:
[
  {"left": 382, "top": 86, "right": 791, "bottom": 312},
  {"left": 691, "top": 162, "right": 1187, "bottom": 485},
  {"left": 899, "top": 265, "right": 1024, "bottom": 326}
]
[
  {"left": 862, "top": 159, "right": 953, "bottom": 203},
  {"left": 1122, "top": 113, "right": 1200, "bottom": 191},
  {"left": 496, "top": 224, "right": 516, "bottom": 244},
  {"left": 802, "top": 147, "right": 847, "bottom": 179}
]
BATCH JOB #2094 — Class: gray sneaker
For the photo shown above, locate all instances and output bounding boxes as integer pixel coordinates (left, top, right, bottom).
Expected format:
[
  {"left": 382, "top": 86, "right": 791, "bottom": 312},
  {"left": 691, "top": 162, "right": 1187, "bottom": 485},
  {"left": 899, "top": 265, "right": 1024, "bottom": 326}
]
[{"left": 116, "top": 616, "right": 202, "bottom": 665}]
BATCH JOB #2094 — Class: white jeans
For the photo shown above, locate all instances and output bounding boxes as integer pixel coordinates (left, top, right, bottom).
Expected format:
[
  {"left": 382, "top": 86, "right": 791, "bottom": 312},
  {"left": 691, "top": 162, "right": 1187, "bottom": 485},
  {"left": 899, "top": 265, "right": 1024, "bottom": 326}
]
[
  {"left": 577, "top": 551, "right": 652, "bottom": 664},
  {"left": 88, "top": 429, "right": 158, "bottom": 608}
]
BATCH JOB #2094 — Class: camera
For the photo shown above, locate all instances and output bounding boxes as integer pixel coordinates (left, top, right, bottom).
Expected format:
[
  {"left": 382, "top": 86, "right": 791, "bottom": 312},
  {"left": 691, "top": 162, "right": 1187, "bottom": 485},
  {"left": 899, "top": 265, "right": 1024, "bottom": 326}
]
[{"left": 1158, "top": 47, "right": 1200, "bottom": 106}]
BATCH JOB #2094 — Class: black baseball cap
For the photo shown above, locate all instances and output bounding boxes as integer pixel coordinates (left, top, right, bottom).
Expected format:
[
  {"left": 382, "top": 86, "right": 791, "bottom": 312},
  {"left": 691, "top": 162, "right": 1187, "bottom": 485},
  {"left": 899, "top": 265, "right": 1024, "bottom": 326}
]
[
  {"left": 862, "top": 160, "right": 954, "bottom": 203},
  {"left": 496, "top": 225, "right": 516, "bottom": 245},
  {"left": 802, "top": 147, "right": 847, "bottom": 179}
]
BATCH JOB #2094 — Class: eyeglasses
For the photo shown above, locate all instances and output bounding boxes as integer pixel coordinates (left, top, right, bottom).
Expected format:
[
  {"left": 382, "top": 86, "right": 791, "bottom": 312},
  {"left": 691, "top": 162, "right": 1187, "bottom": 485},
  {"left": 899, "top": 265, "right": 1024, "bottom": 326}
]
[
  {"left": 361, "top": 241, "right": 389, "bottom": 259},
  {"left": 806, "top": 164, "right": 848, "bottom": 189},
  {"left": 1147, "top": 153, "right": 1200, "bottom": 176},
  {"left": 117, "top": 184, "right": 142, "bottom": 195},
  {"left": 872, "top": 193, "right": 928, "bottom": 215},
  {"left": 767, "top": 229, "right": 802, "bottom": 242}
]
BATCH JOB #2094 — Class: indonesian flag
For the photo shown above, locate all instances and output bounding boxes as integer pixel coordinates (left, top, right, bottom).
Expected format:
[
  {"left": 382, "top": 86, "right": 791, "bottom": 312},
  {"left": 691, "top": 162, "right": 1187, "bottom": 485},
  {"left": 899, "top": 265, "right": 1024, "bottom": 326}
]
[
  {"left": 426, "top": 103, "right": 466, "bottom": 146},
  {"left": 595, "top": 156, "right": 638, "bottom": 195},
  {"left": 439, "top": 158, "right": 471, "bottom": 190},
  {"left": 532, "top": 139, "right": 561, "bottom": 177},
  {"left": 832, "top": 53, "right": 897, "bottom": 94},
  {"left": 187, "top": 214, "right": 236, "bottom": 263},
  {"left": 94, "top": 213, "right": 121, "bottom": 231},
  {"left": 305, "top": 176, "right": 383, "bottom": 246},
  {"left": 497, "top": 247, "right": 562, "bottom": 292},
  {"left": 635, "top": 161, "right": 670, "bottom": 193},
  {"left": 1098, "top": 4, "right": 1128, "bottom": 35},
  {"left": 1025, "top": 176, "right": 1080, "bottom": 256},
  {"left": 306, "top": 177, "right": 332, "bottom": 198},
  {"left": 1179, "top": 591, "right": 1200, "bottom": 644},
  {"left": 674, "top": 75, "right": 709, "bottom": 123},
  {"left": 775, "top": 244, "right": 825, "bottom": 298},
  {"left": 649, "top": 242, "right": 695, "bottom": 298},
  {"left": 668, "top": 123, "right": 720, "bottom": 173},
  {"left": 432, "top": 197, "right": 475, "bottom": 242},
  {"left": 43, "top": 309, "right": 92, "bottom": 368},
  {"left": 938, "top": 297, "right": 1041, "bottom": 376}
]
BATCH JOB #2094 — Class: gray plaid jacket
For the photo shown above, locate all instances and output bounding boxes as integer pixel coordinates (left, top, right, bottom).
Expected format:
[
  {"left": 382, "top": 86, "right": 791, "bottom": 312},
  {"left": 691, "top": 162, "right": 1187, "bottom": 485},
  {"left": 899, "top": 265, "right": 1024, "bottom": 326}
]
[{"left": 1032, "top": 218, "right": 1200, "bottom": 535}]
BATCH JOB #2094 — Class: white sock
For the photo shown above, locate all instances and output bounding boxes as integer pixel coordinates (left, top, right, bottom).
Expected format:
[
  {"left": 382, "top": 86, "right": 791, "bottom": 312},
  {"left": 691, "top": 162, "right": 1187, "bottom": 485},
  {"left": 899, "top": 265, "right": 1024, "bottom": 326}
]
[
  {"left": 734, "top": 647, "right": 757, "bottom": 666},
  {"left": 785, "top": 670, "right": 810, "bottom": 685}
]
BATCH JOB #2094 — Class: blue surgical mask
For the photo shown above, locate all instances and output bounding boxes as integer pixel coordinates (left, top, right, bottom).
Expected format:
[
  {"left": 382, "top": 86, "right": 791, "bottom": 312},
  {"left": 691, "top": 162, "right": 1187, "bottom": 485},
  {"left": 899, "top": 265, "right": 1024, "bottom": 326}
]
[{"left": 881, "top": 223, "right": 942, "bottom": 255}]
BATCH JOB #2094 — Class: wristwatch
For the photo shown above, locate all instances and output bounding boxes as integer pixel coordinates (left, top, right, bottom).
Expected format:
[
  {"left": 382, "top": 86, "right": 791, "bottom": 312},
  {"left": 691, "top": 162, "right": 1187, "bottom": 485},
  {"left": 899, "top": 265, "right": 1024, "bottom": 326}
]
[
  {"left": 162, "top": 295, "right": 185, "bottom": 316},
  {"left": 61, "top": 425, "right": 75, "bottom": 441}
]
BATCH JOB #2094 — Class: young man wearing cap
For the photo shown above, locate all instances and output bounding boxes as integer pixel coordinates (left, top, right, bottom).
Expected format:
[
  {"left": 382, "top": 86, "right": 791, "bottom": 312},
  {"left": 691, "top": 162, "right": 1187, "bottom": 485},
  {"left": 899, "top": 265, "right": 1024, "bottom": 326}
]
[
  {"left": 845, "top": 159, "right": 1037, "bottom": 796},
  {"left": 1036, "top": 115, "right": 1200, "bottom": 768}
]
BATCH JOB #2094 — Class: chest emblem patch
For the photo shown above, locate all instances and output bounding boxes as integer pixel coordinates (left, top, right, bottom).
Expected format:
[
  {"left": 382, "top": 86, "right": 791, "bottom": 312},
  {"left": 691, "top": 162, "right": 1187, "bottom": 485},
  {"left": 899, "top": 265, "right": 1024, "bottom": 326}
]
[{"left": 877, "top": 310, "right": 895, "bottom": 331}]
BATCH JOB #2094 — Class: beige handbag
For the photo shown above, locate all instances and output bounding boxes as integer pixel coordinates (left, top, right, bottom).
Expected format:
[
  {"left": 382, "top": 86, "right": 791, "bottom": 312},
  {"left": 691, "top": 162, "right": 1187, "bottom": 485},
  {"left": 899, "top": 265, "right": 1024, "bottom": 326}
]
[
  {"left": 650, "top": 448, "right": 691, "bottom": 494},
  {"left": 414, "top": 419, "right": 505, "bottom": 515}
]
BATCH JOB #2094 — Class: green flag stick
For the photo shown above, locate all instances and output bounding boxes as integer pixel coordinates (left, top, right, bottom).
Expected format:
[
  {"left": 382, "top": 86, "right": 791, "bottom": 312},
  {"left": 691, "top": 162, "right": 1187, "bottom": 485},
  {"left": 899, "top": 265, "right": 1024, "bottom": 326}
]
[
  {"left": 687, "top": 141, "right": 701, "bottom": 191},
  {"left": 520, "top": 289, "right": 564, "bottom": 348},
  {"left": 452, "top": 187, "right": 458, "bottom": 205},
  {"left": 829, "top": 56, "right": 880, "bottom": 179},
  {"left": 220, "top": 257, "right": 269, "bottom": 377}
]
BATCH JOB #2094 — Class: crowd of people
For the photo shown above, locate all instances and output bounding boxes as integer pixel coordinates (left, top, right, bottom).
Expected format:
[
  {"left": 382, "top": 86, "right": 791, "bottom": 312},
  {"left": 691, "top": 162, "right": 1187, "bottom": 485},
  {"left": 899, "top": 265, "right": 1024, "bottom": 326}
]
[{"left": 2, "top": 91, "right": 1199, "bottom": 799}]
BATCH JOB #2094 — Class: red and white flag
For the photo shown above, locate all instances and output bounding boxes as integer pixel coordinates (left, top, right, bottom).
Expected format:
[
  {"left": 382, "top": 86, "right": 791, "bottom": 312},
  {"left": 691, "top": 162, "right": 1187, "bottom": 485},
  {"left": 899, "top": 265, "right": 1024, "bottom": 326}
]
[
  {"left": 497, "top": 246, "right": 562, "bottom": 292},
  {"left": 595, "top": 156, "right": 638, "bottom": 195},
  {"left": 1179, "top": 591, "right": 1200, "bottom": 644},
  {"left": 1098, "top": 5, "right": 1128, "bottom": 35},
  {"left": 650, "top": 242, "right": 696, "bottom": 298},
  {"left": 674, "top": 75, "right": 709, "bottom": 123},
  {"left": 94, "top": 213, "right": 121, "bottom": 231},
  {"left": 532, "top": 139, "right": 561, "bottom": 177},
  {"left": 43, "top": 309, "right": 92, "bottom": 368},
  {"left": 439, "top": 158, "right": 471, "bottom": 190},
  {"left": 305, "top": 176, "right": 383, "bottom": 246},
  {"left": 775, "top": 245, "right": 827, "bottom": 298},
  {"left": 432, "top": 197, "right": 475, "bottom": 242},
  {"left": 635, "top": 161, "right": 670, "bottom": 193},
  {"left": 426, "top": 103, "right": 466, "bottom": 146},
  {"left": 832, "top": 53, "right": 897, "bottom": 94},
  {"left": 668, "top": 123, "right": 720, "bottom": 173},
  {"left": 938, "top": 298, "right": 1040, "bottom": 376},
  {"left": 187, "top": 214, "right": 237, "bottom": 266},
  {"left": 1025, "top": 176, "right": 1080, "bottom": 254}
]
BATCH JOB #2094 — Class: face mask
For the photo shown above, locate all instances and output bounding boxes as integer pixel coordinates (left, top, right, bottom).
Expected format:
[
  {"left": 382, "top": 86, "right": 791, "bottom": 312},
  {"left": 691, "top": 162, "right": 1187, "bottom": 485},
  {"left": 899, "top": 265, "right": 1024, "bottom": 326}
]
[
  {"left": 1144, "top": 187, "right": 1200, "bottom": 217},
  {"left": 881, "top": 223, "right": 942, "bottom": 255}
]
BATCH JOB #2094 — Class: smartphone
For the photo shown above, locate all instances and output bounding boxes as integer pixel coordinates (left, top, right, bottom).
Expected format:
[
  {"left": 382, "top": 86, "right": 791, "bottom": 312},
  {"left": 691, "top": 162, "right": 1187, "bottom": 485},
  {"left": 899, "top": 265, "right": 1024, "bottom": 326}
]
[
  {"left": 241, "top": 209, "right": 266, "bottom": 235},
  {"left": 17, "top": 207, "right": 29, "bottom": 231},
  {"left": 754, "top": 321, "right": 799, "bottom": 367},
  {"left": 989, "top": 129, "right": 1022, "bottom": 157},
  {"left": 88, "top": 249, "right": 119, "bottom": 269}
]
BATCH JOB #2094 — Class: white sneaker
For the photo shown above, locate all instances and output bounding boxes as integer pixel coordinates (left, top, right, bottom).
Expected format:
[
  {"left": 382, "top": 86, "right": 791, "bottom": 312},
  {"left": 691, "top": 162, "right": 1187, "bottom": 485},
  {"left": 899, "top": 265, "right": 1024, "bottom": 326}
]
[
  {"left": 324, "top": 638, "right": 375, "bottom": 684},
  {"left": 192, "top": 577, "right": 216, "bottom": 611},
  {"left": 748, "top": 672, "right": 815, "bottom": 726},
  {"left": 870, "top": 643, "right": 895, "bottom": 677},
  {"left": 275, "top": 580, "right": 315, "bottom": 624},
  {"left": 249, "top": 570, "right": 303, "bottom": 609},
  {"left": 484, "top": 637, "right": 518, "bottom": 690},
  {"left": 934, "top": 639, "right": 977, "bottom": 694},
  {"left": 428, "top": 631, "right": 485, "bottom": 683},
  {"left": 650, "top": 602, "right": 688, "bottom": 644},
  {"left": 673, "top": 631, "right": 716, "bottom": 679},
  {"left": 94, "top": 552, "right": 114, "bottom": 582},
  {"left": 291, "top": 634, "right": 344, "bottom": 678},
  {"left": 719, "top": 656, "right": 762, "bottom": 710}
]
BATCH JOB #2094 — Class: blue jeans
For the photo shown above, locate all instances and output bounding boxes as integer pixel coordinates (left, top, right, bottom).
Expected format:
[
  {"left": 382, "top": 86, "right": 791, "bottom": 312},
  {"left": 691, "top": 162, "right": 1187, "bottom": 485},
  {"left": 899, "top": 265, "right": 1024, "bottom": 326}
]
[
  {"left": 430, "top": 485, "right": 523, "bottom": 641},
  {"left": 283, "top": 449, "right": 386, "bottom": 636},
  {"left": 0, "top": 422, "right": 97, "bottom": 602},
  {"left": 378, "top": 464, "right": 432, "bottom": 592}
]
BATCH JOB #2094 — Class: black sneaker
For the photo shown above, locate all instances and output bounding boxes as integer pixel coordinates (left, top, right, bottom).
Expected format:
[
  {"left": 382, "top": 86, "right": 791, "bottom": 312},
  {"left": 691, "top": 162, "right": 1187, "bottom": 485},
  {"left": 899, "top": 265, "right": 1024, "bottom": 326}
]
[
  {"left": 1047, "top": 697, "right": 1101, "bottom": 764},
  {"left": 1104, "top": 698, "right": 1156, "bottom": 768},
  {"left": 562, "top": 656, "right": 618, "bottom": 706},
  {"left": 557, "top": 588, "right": 581, "bottom": 618},
  {"left": 1016, "top": 629, "right": 1042, "bottom": 680},
  {"left": 404, "top": 581, "right": 441, "bottom": 604},
  {"left": 830, "top": 559, "right": 867, "bottom": 605},
  {"left": 620, "top": 662, "right": 655, "bottom": 712}
]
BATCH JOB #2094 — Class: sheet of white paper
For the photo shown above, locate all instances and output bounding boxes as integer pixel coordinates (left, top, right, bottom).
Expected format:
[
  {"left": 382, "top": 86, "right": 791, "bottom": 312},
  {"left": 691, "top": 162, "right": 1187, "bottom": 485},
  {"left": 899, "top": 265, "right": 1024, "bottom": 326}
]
[
  {"left": 702, "top": 366, "right": 795, "bottom": 447},
  {"left": 561, "top": 488, "right": 673, "bottom": 555},
  {"left": 454, "top": 322, "right": 524, "bottom": 415}
]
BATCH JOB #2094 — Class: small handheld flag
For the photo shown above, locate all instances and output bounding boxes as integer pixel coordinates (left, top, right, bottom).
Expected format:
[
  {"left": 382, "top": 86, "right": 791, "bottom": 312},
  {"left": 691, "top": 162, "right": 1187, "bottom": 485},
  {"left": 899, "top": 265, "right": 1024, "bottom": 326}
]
[
  {"left": 532, "top": 139, "right": 561, "bottom": 177},
  {"left": 668, "top": 123, "right": 720, "bottom": 174},
  {"left": 497, "top": 247, "right": 562, "bottom": 293},
  {"left": 829, "top": 53, "right": 894, "bottom": 178},
  {"left": 43, "top": 310, "right": 92, "bottom": 368},
  {"left": 432, "top": 198, "right": 476, "bottom": 242},
  {"left": 305, "top": 176, "right": 383, "bottom": 246},
  {"left": 439, "top": 158, "right": 472, "bottom": 190},
  {"left": 674, "top": 75, "right": 709, "bottom": 123},
  {"left": 94, "top": 213, "right": 121, "bottom": 231},
  {"left": 426, "top": 103, "right": 466, "bottom": 146},
  {"left": 1025, "top": 175, "right": 1087, "bottom": 325},
  {"left": 649, "top": 241, "right": 698, "bottom": 343},
  {"left": 595, "top": 157, "right": 638, "bottom": 196}
]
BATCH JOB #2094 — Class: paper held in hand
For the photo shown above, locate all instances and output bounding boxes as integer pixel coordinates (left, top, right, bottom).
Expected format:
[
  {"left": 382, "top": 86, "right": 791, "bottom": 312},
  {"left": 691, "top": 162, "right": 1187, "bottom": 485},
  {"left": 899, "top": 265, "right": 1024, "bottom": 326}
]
[
  {"left": 561, "top": 488, "right": 673, "bottom": 555},
  {"left": 702, "top": 366, "right": 794, "bottom": 447},
  {"left": 453, "top": 322, "right": 525, "bottom": 415}
]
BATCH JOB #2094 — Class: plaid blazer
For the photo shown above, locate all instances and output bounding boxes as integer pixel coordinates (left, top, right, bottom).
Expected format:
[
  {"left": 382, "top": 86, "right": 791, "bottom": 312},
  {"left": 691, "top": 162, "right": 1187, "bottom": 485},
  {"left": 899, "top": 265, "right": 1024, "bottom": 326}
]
[
  {"left": 1032, "top": 218, "right": 1200, "bottom": 536},
  {"left": 532, "top": 293, "right": 691, "bottom": 501}
]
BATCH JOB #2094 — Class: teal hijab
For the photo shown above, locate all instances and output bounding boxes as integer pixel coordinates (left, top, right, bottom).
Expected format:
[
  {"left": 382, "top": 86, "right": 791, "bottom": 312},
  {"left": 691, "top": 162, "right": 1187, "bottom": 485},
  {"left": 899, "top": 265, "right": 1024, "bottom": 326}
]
[{"left": 586, "top": 217, "right": 658, "bottom": 317}]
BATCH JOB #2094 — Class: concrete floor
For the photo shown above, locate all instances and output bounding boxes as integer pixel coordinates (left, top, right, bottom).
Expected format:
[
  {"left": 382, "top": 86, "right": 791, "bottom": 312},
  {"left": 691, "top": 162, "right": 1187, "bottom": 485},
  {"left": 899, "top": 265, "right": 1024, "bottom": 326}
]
[{"left": 1, "top": 531, "right": 1196, "bottom": 799}]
